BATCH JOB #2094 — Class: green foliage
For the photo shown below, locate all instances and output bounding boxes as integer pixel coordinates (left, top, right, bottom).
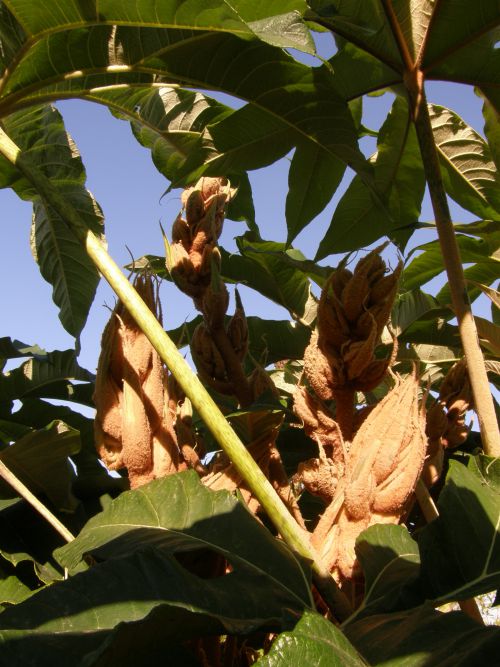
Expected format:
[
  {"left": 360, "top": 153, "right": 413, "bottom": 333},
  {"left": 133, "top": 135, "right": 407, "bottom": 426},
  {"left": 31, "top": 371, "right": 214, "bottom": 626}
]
[{"left": 0, "top": 1, "right": 499, "bottom": 665}]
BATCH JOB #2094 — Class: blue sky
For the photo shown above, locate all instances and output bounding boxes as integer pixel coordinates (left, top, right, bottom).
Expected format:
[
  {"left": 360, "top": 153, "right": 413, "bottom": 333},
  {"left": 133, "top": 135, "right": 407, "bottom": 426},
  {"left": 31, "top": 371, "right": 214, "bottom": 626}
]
[{"left": 0, "top": 33, "right": 493, "bottom": 379}]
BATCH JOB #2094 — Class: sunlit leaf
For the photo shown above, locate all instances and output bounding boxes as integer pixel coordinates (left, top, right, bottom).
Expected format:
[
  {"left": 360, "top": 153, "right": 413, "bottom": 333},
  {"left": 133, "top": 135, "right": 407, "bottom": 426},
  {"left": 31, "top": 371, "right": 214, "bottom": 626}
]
[
  {"left": 256, "top": 609, "right": 367, "bottom": 666},
  {"left": 429, "top": 104, "right": 500, "bottom": 220},
  {"left": 56, "top": 471, "right": 312, "bottom": 609},
  {"left": 0, "top": 105, "right": 103, "bottom": 337},
  {"left": 317, "top": 97, "right": 424, "bottom": 257}
]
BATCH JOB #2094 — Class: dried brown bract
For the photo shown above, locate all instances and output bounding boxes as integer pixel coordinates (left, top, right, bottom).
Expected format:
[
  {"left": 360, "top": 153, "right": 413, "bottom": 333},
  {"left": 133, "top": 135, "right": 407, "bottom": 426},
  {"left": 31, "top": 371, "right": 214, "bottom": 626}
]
[
  {"left": 94, "top": 275, "right": 183, "bottom": 488},
  {"left": 312, "top": 372, "right": 427, "bottom": 581}
]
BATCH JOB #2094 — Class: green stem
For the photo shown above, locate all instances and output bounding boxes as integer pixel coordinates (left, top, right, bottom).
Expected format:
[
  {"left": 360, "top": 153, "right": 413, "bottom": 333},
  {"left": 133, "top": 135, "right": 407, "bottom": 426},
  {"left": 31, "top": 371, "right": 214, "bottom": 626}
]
[
  {"left": 409, "top": 79, "right": 500, "bottom": 457},
  {"left": 0, "top": 127, "right": 353, "bottom": 621},
  {"left": 381, "top": 0, "right": 500, "bottom": 457},
  {"left": 0, "top": 460, "right": 74, "bottom": 543}
]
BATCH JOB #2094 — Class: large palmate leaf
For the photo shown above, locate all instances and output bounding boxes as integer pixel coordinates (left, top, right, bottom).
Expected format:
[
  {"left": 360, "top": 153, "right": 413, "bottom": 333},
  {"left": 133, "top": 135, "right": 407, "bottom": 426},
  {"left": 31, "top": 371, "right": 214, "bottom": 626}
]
[
  {"left": 345, "top": 604, "right": 500, "bottom": 667},
  {"left": 1, "top": 0, "right": 314, "bottom": 53},
  {"left": 316, "top": 96, "right": 424, "bottom": 257},
  {"left": 255, "top": 609, "right": 367, "bottom": 667},
  {"left": 307, "top": 1, "right": 500, "bottom": 107},
  {"left": 0, "top": 546, "right": 306, "bottom": 666},
  {"left": 0, "top": 105, "right": 104, "bottom": 337},
  {"left": 56, "top": 471, "right": 312, "bottom": 608},
  {"left": 0, "top": 4, "right": 366, "bottom": 179},
  {"left": 0, "top": 471, "right": 313, "bottom": 663}
]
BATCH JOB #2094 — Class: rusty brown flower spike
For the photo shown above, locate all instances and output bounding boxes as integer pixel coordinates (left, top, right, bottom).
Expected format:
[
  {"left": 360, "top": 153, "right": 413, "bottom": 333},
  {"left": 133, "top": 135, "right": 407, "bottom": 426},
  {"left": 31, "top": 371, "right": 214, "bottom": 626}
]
[
  {"left": 424, "top": 358, "right": 474, "bottom": 487},
  {"left": 299, "top": 243, "right": 402, "bottom": 441},
  {"left": 94, "top": 274, "right": 182, "bottom": 488},
  {"left": 314, "top": 242, "right": 402, "bottom": 394},
  {"left": 167, "top": 177, "right": 233, "bottom": 303}
]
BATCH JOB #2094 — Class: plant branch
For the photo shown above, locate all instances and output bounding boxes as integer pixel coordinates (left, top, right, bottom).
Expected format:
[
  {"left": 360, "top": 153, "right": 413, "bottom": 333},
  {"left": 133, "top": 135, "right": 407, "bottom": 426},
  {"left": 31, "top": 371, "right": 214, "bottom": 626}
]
[
  {"left": 381, "top": 1, "right": 500, "bottom": 456},
  {"left": 0, "top": 126, "right": 353, "bottom": 621},
  {"left": 0, "top": 459, "right": 74, "bottom": 543}
]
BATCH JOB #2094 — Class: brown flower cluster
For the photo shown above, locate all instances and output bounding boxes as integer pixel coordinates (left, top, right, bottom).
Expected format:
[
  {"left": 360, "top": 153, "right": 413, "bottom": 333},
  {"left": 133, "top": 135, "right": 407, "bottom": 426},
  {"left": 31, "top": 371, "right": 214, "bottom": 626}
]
[
  {"left": 424, "top": 359, "right": 473, "bottom": 486},
  {"left": 311, "top": 373, "right": 427, "bottom": 582},
  {"left": 306, "top": 242, "right": 402, "bottom": 401},
  {"left": 168, "top": 177, "right": 232, "bottom": 314},
  {"left": 292, "top": 246, "right": 426, "bottom": 585},
  {"left": 295, "top": 243, "right": 402, "bottom": 442},
  {"left": 93, "top": 275, "right": 204, "bottom": 488}
]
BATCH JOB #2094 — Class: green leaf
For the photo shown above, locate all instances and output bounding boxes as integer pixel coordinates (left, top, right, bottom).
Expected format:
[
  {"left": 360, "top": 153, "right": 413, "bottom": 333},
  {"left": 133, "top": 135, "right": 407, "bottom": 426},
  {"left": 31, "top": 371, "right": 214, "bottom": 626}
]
[
  {"left": 481, "top": 94, "right": 500, "bottom": 171},
  {"left": 0, "top": 421, "right": 80, "bottom": 512},
  {"left": 417, "top": 456, "right": 500, "bottom": 604},
  {"left": 224, "top": 236, "right": 318, "bottom": 325},
  {"left": 424, "top": 8, "right": 500, "bottom": 112},
  {"left": 317, "top": 96, "right": 424, "bottom": 257},
  {"left": 345, "top": 604, "right": 500, "bottom": 667},
  {"left": 0, "top": 105, "right": 103, "bottom": 337},
  {"left": 350, "top": 525, "right": 420, "bottom": 620},
  {"left": 0, "top": 338, "right": 46, "bottom": 361},
  {"left": 255, "top": 609, "right": 367, "bottom": 666},
  {"left": 285, "top": 141, "right": 346, "bottom": 245},
  {"left": 3, "top": 0, "right": 314, "bottom": 52},
  {"left": 324, "top": 41, "right": 401, "bottom": 102},
  {"left": 391, "top": 290, "right": 442, "bottom": 337},
  {"left": 474, "top": 316, "right": 500, "bottom": 355},
  {"left": 0, "top": 572, "right": 32, "bottom": 607},
  {"left": 307, "top": 1, "right": 402, "bottom": 70},
  {"left": 0, "top": 349, "right": 94, "bottom": 404},
  {"left": 429, "top": 104, "right": 500, "bottom": 220},
  {"left": 0, "top": 22, "right": 366, "bottom": 179},
  {"left": 0, "top": 545, "right": 306, "bottom": 666},
  {"left": 403, "top": 234, "right": 500, "bottom": 296},
  {"left": 55, "top": 471, "right": 312, "bottom": 608}
]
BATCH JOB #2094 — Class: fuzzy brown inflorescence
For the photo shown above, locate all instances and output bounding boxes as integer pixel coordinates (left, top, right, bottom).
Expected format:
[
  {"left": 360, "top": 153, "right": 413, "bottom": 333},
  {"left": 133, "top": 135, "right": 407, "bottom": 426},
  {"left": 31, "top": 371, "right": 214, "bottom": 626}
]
[
  {"left": 292, "top": 245, "right": 427, "bottom": 586},
  {"left": 307, "top": 242, "right": 402, "bottom": 400},
  {"left": 311, "top": 372, "right": 427, "bottom": 582},
  {"left": 94, "top": 275, "right": 192, "bottom": 489},
  {"left": 423, "top": 358, "right": 473, "bottom": 487}
]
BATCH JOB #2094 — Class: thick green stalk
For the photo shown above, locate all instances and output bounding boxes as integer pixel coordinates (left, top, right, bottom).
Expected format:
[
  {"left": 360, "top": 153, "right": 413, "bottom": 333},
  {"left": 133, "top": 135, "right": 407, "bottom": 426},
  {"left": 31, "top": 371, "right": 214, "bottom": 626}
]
[{"left": 0, "top": 126, "right": 352, "bottom": 621}]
